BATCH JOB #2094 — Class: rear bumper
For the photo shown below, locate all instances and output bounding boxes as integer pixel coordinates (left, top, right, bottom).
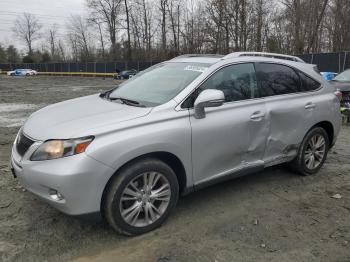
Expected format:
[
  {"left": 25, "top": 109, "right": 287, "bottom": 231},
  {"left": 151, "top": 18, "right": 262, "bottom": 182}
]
[{"left": 11, "top": 144, "right": 115, "bottom": 215}]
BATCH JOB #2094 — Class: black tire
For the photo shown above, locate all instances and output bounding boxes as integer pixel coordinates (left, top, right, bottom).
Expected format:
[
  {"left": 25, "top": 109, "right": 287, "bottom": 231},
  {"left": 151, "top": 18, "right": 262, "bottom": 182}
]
[
  {"left": 103, "top": 158, "right": 179, "bottom": 235},
  {"left": 290, "top": 127, "right": 329, "bottom": 176},
  {"left": 26, "top": 73, "right": 30, "bottom": 76}
]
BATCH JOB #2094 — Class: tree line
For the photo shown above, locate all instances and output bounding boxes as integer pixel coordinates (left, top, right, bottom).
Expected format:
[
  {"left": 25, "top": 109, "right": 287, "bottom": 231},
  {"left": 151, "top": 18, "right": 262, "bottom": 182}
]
[{"left": 0, "top": 0, "right": 349, "bottom": 64}]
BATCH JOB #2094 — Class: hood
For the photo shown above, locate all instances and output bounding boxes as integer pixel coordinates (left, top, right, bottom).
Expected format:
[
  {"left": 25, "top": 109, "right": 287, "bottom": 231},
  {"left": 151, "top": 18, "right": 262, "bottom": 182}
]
[
  {"left": 329, "top": 80, "right": 350, "bottom": 92},
  {"left": 23, "top": 94, "right": 152, "bottom": 141}
]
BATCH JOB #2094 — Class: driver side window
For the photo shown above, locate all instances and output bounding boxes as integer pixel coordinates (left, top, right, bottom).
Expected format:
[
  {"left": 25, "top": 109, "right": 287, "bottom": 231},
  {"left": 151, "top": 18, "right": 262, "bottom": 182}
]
[{"left": 182, "top": 63, "right": 257, "bottom": 108}]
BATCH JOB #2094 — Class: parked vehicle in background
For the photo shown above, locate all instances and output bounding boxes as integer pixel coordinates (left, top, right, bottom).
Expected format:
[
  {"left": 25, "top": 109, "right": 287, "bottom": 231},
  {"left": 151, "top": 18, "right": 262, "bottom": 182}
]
[
  {"left": 6, "top": 70, "right": 15, "bottom": 76},
  {"left": 11, "top": 52, "right": 340, "bottom": 236},
  {"left": 115, "top": 69, "right": 138, "bottom": 79},
  {"left": 329, "top": 69, "right": 350, "bottom": 116},
  {"left": 332, "top": 69, "right": 350, "bottom": 85},
  {"left": 7, "top": 69, "right": 38, "bottom": 76}
]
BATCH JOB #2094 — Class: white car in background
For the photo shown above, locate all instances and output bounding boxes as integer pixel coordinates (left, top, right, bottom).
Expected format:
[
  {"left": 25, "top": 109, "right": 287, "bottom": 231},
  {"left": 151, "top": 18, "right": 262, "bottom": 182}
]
[{"left": 7, "top": 69, "right": 38, "bottom": 76}]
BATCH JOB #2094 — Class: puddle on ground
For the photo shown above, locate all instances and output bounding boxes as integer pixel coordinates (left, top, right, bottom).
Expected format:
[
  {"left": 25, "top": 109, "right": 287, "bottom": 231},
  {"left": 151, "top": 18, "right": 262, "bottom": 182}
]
[
  {"left": 0, "top": 103, "right": 38, "bottom": 127},
  {"left": 0, "top": 103, "right": 37, "bottom": 112}
]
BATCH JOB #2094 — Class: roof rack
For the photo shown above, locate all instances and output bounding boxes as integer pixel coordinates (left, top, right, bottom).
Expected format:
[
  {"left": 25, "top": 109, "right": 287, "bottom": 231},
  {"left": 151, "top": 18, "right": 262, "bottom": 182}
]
[
  {"left": 223, "top": 52, "right": 305, "bottom": 63},
  {"left": 171, "top": 54, "right": 225, "bottom": 60}
]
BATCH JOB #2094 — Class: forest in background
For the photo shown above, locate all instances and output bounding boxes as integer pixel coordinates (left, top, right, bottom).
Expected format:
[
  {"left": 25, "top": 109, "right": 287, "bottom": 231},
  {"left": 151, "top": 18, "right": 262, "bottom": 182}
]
[{"left": 0, "top": 0, "right": 350, "bottom": 63}]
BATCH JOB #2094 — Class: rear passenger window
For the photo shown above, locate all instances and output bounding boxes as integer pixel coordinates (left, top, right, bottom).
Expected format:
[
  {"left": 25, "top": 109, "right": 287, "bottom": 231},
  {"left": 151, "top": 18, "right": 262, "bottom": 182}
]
[
  {"left": 256, "top": 63, "right": 301, "bottom": 97},
  {"left": 299, "top": 72, "right": 321, "bottom": 91}
]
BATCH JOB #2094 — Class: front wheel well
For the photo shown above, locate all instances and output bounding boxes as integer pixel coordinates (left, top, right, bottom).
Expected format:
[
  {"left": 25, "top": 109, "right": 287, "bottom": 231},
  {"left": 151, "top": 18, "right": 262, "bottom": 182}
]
[
  {"left": 101, "top": 152, "right": 187, "bottom": 214},
  {"left": 313, "top": 121, "right": 334, "bottom": 146}
]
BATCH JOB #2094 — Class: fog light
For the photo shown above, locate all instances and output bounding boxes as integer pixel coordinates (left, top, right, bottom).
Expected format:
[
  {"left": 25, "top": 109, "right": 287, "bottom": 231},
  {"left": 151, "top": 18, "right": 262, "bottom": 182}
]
[{"left": 49, "top": 189, "right": 64, "bottom": 201}]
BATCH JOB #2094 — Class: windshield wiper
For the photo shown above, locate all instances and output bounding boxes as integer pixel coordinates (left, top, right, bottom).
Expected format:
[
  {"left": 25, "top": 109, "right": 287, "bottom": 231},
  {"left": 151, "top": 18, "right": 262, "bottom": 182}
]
[
  {"left": 100, "top": 91, "right": 111, "bottom": 99},
  {"left": 109, "top": 97, "right": 146, "bottom": 107},
  {"left": 100, "top": 88, "right": 146, "bottom": 107},
  {"left": 100, "top": 86, "right": 119, "bottom": 99}
]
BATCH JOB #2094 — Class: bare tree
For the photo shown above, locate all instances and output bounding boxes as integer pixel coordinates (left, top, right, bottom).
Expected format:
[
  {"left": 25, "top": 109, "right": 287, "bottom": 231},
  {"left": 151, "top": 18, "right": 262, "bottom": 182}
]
[
  {"left": 58, "top": 40, "right": 66, "bottom": 61},
  {"left": 89, "top": 18, "right": 106, "bottom": 59},
  {"left": 330, "top": 0, "right": 350, "bottom": 51},
  {"left": 13, "top": 13, "right": 42, "bottom": 55},
  {"left": 255, "top": 0, "right": 264, "bottom": 51},
  {"left": 306, "top": 0, "right": 329, "bottom": 52},
  {"left": 166, "top": 0, "right": 180, "bottom": 54},
  {"left": 7, "top": 0, "right": 350, "bottom": 63},
  {"left": 160, "top": 0, "right": 167, "bottom": 56},
  {"left": 124, "top": 0, "right": 132, "bottom": 60},
  {"left": 47, "top": 25, "right": 59, "bottom": 60},
  {"left": 86, "top": 0, "right": 123, "bottom": 59},
  {"left": 67, "top": 15, "right": 92, "bottom": 61}
]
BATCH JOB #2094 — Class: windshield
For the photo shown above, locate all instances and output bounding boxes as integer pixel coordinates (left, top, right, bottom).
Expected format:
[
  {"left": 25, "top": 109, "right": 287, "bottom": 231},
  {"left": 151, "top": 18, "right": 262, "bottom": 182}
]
[
  {"left": 109, "top": 62, "right": 210, "bottom": 107},
  {"left": 334, "top": 70, "right": 350, "bottom": 82}
]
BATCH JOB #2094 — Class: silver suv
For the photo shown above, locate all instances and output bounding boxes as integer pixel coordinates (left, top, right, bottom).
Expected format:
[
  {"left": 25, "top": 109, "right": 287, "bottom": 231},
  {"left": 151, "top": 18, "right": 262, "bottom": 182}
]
[{"left": 11, "top": 53, "right": 341, "bottom": 235}]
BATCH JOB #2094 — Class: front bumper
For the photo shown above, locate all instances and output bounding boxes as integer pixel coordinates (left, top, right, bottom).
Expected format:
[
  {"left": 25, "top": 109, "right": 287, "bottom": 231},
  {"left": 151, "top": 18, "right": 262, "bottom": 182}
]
[{"left": 11, "top": 142, "right": 115, "bottom": 215}]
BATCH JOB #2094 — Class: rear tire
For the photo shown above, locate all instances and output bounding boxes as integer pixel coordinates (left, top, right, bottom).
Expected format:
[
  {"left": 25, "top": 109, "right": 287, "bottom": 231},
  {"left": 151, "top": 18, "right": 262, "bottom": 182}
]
[
  {"left": 103, "top": 158, "right": 179, "bottom": 235},
  {"left": 290, "top": 127, "right": 329, "bottom": 176}
]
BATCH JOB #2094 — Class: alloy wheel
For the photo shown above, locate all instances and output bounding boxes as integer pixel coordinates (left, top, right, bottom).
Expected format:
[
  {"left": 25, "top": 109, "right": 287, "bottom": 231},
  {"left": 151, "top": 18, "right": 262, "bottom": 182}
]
[
  {"left": 304, "top": 134, "right": 326, "bottom": 170},
  {"left": 119, "top": 172, "right": 171, "bottom": 227}
]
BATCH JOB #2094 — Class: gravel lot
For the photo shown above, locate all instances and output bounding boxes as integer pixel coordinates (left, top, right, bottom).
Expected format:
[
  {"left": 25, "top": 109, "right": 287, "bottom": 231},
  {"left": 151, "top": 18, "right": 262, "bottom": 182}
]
[{"left": 0, "top": 76, "right": 349, "bottom": 262}]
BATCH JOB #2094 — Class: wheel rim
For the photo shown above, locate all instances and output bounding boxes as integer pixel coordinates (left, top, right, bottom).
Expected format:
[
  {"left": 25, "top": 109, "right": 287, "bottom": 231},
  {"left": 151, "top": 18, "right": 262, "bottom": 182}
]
[
  {"left": 304, "top": 134, "right": 326, "bottom": 170},
  {"left": 119, "top": 172, "right": 171, "bottom": 227}
]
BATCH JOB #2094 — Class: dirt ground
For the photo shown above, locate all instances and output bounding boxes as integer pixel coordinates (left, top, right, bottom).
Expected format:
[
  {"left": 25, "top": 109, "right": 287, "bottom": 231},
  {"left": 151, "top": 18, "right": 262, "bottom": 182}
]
[{"left": 0, "top": 76, "right": 349, "bottom": 262}]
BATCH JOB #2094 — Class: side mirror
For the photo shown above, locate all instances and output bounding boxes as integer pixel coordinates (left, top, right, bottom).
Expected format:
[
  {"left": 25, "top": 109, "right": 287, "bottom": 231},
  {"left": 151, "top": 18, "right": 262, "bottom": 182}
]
[{"left": 194, "top": 89, "right": 225, "bottom": 119}]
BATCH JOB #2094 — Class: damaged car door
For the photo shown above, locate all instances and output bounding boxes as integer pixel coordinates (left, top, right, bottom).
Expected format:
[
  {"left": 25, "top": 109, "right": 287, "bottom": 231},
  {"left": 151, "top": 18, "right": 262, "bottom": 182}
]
[
  {"left": 255, "top": 62, "right": 319, "bottom": 165},
  {"left": 189, "top": 63, "right": 269, "bottom": 187}
]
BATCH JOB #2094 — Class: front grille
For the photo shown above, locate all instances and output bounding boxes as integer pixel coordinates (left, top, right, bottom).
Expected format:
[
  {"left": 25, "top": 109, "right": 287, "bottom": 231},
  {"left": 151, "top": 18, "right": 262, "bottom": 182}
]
[{"left": 16, "top": 132, "right": 35, "bottom": 156}]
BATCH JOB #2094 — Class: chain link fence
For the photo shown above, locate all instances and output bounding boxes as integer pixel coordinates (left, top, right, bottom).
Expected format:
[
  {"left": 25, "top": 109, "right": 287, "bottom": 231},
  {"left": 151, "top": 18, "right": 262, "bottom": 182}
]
[
  {"left": 0, "top": 60, "right": 163, "bottom": 73},
  {"left": 297, "top": 52, "right": 350, "bottom": 73},
  {"left": 1, "top": 53, "right": 350, "bottom": 74}
]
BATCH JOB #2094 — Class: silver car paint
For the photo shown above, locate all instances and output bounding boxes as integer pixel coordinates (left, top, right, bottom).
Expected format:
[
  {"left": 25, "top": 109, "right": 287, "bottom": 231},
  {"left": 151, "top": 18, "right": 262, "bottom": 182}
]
[
  {"left": 23, "top": 94, "right": 152, "bottom": 140},
  {"left": 191, "top": 98, "right": 268, "bottom": 185},
  {"left": 11, "top": 144, "right": 114, "bottom": 215},
  {"left": 11, "top": 55, "right": 341, "bottom": 215}
]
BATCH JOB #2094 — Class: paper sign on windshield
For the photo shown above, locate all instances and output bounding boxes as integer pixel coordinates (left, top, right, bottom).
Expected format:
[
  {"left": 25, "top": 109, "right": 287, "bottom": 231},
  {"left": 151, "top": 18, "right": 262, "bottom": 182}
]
[{"left": 184, "top": 65, "right": 208, "bottom": 73}]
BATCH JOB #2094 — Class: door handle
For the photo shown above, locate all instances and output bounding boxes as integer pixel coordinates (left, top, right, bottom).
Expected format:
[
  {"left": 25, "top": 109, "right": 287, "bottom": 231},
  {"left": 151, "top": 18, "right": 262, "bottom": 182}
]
[
  {"left": 305, "top": 103, "right": 316, "bottom": 109},
  {"left": 250, "top": 112, "right": 265, "bottom": 120}
]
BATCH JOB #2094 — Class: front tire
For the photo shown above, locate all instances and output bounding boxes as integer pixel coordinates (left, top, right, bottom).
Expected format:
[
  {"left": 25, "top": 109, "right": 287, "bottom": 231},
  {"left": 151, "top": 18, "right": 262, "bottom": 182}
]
[
  {"left": 104, "top": 158, "right": 179, "bottom": 235},
  {"left": 291, "top": 127, "right": 329, "bottom": 176}
]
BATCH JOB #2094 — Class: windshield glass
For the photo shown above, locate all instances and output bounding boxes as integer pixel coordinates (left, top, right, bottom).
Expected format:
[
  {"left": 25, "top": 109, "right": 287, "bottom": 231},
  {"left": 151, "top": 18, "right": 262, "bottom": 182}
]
[
  {"left": 109, "top": 62, "right": 210, "bottom": 107},
  {"left": 334, "top": 70, "right": 350, "bottom": 82}
]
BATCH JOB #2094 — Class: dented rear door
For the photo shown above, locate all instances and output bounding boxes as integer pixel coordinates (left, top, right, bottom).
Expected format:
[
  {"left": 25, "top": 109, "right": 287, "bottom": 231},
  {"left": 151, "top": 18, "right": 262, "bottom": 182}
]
[
  {"left": 255, "top": 62, "right": 315, "bottom": 165},
  {"left": 262, "top": 93, "right": 314, "bottom": 165}
]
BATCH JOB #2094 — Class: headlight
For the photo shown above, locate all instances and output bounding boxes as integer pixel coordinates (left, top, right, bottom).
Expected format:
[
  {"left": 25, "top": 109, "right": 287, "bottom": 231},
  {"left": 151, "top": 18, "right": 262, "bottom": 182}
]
[{"left": 30, "top": 136, "right": 94, "bottom": 161}]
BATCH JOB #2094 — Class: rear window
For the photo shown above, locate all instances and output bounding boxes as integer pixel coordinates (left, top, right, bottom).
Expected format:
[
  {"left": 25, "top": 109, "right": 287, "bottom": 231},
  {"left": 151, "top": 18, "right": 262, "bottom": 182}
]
[{"left": 299, "top": 72, "right": 321, "bottom": 91}]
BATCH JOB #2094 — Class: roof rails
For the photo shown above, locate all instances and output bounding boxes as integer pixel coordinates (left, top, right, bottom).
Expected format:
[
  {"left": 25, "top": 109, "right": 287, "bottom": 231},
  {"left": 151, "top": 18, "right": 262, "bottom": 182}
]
[
  {"left": 223, "top": 52, "right": 305, "bottom": 63},
  {"left": 171, "top": 54, "right": 225, "bottom": 60}
]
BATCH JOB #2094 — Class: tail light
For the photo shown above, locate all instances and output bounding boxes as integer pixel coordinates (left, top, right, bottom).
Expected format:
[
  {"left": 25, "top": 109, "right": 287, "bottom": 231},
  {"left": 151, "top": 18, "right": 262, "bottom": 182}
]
[{"left": 335, "top": 89, "right": 342, "bottom": 100}]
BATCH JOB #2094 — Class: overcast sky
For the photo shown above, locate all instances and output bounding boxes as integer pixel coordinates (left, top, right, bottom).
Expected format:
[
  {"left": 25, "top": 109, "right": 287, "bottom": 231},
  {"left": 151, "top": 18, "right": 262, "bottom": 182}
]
[{"left": 0, "top": 0, "right": 87, "bottom": 52}]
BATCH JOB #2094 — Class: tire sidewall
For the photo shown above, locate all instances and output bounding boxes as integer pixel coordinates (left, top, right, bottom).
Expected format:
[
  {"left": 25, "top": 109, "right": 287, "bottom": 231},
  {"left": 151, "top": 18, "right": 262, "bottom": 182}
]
[
  {"left": 299, "top": 127, "right": 329, "bottom": 175},
  {"left": 105, "top": 159, "right": 179, "bottom": 235}
]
